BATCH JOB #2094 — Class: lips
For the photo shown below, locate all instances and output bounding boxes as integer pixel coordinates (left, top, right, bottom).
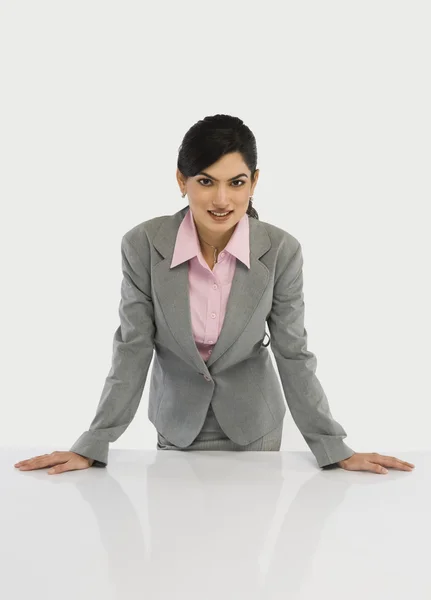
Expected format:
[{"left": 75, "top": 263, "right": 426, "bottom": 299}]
[{"left": 208, "top": 210, "right": 233, "bottom": 214}]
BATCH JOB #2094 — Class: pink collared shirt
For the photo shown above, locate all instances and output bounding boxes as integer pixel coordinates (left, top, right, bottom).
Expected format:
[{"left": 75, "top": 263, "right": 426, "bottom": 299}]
[{"left": 170, "top": 207, "right": 250, "bottom": 362}]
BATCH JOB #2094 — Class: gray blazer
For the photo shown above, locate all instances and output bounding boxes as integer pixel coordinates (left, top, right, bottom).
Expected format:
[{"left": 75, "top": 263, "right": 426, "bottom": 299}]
[{"left": 70, "top": 204, "right": 355, "bottom": 468}]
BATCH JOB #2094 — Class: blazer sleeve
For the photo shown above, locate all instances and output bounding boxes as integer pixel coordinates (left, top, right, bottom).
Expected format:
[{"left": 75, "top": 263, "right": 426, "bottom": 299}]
[
  {"left": 266, "top": 241, "right": 355, "bottom": 469},
  {"left": 69, "top": 233, "right": 155, "bottom": 467}
]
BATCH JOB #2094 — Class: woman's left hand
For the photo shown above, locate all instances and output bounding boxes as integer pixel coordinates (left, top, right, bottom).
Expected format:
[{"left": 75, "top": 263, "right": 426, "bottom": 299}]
[{"left": 337, "top": 452, "right": 415, "bottom": 474}]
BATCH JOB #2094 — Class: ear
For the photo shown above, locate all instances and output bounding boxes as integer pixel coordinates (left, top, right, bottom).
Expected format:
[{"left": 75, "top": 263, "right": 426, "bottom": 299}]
[
  {"left": 250, "top": 169, "right": 260, "bottom": 195},
  {"left": 176, "top": 168, "right": 187, "bottom": 192}
]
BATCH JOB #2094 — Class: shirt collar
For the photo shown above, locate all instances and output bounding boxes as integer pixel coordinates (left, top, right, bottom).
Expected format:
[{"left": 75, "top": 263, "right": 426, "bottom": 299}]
[{"left": 170, "top": 206, "right": 250, "bottom": 269}]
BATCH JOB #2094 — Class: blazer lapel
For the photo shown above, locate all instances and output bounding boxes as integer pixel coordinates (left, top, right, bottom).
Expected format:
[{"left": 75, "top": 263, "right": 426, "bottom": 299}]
[{"left": 152, "top": 205, "right": 272, "bottom": 373}]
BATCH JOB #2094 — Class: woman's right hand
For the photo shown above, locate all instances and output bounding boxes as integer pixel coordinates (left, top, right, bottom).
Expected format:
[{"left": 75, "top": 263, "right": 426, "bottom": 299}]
[{"left": 14, "top": 451, "right": 94, "bottom": 475}]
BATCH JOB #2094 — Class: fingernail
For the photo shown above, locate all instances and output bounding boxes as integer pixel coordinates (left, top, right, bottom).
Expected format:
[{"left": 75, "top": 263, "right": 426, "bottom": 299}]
[{"left": 382, "top": 468, "right": 388, "bottom": 473}]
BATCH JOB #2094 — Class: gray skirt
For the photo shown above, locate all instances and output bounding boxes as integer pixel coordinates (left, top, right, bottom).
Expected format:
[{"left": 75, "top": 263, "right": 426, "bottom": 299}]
[{"left": 157, "top": 403, "right": 283, "bottom": 451}]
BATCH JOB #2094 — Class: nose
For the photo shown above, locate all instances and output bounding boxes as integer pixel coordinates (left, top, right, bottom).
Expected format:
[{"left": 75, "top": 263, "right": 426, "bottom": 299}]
[{"left": 214, "top": 185, "right": 230, "bottom": 206}]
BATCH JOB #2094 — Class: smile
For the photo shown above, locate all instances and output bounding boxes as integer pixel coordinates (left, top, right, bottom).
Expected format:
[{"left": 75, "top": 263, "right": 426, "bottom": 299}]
[{"left": 208, "top": 210, "right": 234, "bottom": 222}]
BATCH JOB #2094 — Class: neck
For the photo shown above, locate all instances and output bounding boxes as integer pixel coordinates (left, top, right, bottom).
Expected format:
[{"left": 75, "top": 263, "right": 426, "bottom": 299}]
[{"left": 194, "top": 222, "right": 235, "bottom": 253}]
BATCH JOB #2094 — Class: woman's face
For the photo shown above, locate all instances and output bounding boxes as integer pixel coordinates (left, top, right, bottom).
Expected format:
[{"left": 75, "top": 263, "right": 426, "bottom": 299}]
[{"left": 177, "top": 152, "right": 259, "bottom": 237}]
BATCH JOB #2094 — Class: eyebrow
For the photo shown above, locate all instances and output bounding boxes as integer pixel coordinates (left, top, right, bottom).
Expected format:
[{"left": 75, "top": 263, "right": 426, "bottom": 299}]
[{"left": 197, "top": 172, "right": 249, "bottom": 182}]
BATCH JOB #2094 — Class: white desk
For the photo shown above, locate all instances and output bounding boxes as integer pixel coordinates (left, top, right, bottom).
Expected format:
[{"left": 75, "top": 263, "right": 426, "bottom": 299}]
[{"left": 3, "top": 447, "right": 428, "bottom": 600}]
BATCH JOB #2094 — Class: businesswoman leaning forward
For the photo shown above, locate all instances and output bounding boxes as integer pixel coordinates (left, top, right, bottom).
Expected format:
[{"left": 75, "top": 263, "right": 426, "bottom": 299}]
[{"left": 14, "top": 114, "right": 414, "bottom": 477}]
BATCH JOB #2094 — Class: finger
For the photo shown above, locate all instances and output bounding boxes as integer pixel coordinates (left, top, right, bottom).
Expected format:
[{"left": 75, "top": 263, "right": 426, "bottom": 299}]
[
  {"left": 15, "top": 454, "right": 49, "bottom": 467},
  {"left": 17, "top": 463, "right": 52, "bottom": 471},
  {"left": 16, "top": 454, "right": 66, "bottom": 471},
  {"left": 393, "top": 459, "right": 415, "bottom": 469},
  {"left": 48, "top": 458, "right": 92, "bottom": 474},
  {"left": 398, "top": 459, "right": 415, "bottom": 468},
  {"left": 367, "top": 461, "right": 389, "bottom": 474},
  {"left": 47, "top": 464, "right": 71, "bottom": 475},
  {"left": 374, "top": 455, "right": 415, "bottom": 470},
  {"left": 15, "top": 457, "right": 52, "bottom": 470},
  {"left": 383, "top": 455, "right": 415, "bottom": 468}
]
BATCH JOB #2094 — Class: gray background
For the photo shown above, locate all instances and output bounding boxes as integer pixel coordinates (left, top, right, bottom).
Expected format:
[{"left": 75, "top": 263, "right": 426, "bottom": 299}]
[{"left": 1, "top": 0, "right": 429, "bottom": 456}]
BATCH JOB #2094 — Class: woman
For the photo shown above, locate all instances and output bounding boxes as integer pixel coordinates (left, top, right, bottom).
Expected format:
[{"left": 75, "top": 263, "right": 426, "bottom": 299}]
[{"left": 14, "top": 114, "right": 414, "bottom": 476}]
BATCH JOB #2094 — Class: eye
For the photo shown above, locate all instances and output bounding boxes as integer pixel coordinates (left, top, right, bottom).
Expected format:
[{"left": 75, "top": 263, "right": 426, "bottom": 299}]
[{"left": 197, "top": 178, "right": 245, "bottom": 187}]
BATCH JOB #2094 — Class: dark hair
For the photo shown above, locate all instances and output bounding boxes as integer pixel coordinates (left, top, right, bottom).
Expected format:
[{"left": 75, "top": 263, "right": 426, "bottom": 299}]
[{"left": 177, "top": 114, "right": 259, "bottom": 220}]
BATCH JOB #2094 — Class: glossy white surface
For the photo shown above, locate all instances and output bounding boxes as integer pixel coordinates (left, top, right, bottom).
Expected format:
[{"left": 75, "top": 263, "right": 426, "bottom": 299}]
[{"left": 3, "top": 448, "right": 428, "bottom": 600}]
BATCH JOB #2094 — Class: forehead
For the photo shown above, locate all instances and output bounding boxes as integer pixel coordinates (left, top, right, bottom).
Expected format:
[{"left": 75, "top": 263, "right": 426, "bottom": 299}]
[{"left": 201, "top": 152, "right": 249, "bottom": 175}]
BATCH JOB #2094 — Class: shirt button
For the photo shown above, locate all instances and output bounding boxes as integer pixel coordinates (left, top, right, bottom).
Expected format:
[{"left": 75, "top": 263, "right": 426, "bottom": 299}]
[
  {"left": 208, "top": 340, "right": 213, "bottom": 344},
  {"left": 212, "top": 284, "right": 218, "bottom": 289},
  {"left": 220, "top": 252, "right": 225, "bottom": 258},
  {"left": 211, "top": 313, "right": 216, "bottom": 318},
  {"left": 208, "top": 349, "right": 212, "bottom": 354}
]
